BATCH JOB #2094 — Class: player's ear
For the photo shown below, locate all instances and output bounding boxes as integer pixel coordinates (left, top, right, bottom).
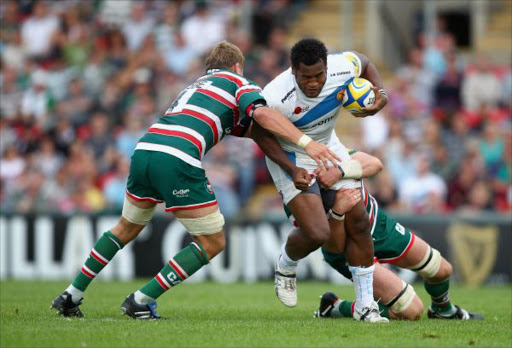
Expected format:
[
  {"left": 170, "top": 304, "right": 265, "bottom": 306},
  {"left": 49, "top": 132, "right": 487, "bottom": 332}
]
[{"left": 233, "top": 62, "right": 243, "bottom": 75}]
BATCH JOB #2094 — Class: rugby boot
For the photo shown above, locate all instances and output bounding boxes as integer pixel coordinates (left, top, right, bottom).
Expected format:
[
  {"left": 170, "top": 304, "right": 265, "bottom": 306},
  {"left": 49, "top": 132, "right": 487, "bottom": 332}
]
[
  {"left": 274, "top": 261, "right": 297, "bottom": 307},
  {"left": 428, "top": 305, "right": 484, "bottom": 320},
  {"left": 51, "top": 291, "right": 84, "bottom": 317},
  {"left": 121, "top": 293, "right": 162, "bottom": 320},
  {"left": 353, "top": 300, "right": 389, "bottom": 323},
  {"left": 314, "top": 291, "right": 341, "bottom": 318}
]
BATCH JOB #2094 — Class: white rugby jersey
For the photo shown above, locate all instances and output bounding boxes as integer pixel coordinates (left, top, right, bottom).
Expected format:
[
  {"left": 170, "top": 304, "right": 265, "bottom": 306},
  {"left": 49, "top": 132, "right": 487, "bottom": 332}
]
[{"left": 262, "top": 52, "right": 362, "bottom": 154}]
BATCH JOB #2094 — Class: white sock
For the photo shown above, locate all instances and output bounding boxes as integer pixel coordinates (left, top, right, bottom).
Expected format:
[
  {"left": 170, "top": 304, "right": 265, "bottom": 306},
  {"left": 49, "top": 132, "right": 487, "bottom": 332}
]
[
  {"left": 277, "top": 243, "right": 299, "bottom": 274},
  {"left": 65, "top": 284, "right": 83, "bottom": 304},
  {"left": 134, "top": 290, "right": 155, "bottom": 305},
  {"left": 349, "top": 264, "right": 375, "bottom": 310}
]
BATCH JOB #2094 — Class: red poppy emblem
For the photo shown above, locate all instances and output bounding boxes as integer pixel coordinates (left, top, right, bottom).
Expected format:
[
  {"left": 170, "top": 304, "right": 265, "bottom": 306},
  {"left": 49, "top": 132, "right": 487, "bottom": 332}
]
[{"left": 294, "top": 106, "right": 302, "bottom": 114}]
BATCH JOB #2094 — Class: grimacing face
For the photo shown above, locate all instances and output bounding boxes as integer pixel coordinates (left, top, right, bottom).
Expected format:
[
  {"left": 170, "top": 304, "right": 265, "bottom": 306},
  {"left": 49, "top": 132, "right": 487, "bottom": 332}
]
[{"left": 292, "top": 60, "right": 327, "bottom": 98}]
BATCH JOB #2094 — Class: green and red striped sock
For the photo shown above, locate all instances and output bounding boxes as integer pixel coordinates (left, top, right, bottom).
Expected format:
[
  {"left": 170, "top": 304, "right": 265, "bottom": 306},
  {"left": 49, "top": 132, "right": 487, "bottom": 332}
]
[
  {"left": 68, "top": 231, "right": 123, "bottom": 299},
  {"left": 138, "top": 242, "right": 209, "bottom": 301},
  {"left": 424, "top": 279, "right": 455, "bottom": 313},
  {"left": 336, "top": 300, "right": 390, "bottom": 319}
]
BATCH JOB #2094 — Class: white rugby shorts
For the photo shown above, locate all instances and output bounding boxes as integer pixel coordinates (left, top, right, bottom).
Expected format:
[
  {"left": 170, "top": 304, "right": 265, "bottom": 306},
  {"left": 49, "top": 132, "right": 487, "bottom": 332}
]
[{"left": 266, "top": 136, "right": 361, "bottom": 205}]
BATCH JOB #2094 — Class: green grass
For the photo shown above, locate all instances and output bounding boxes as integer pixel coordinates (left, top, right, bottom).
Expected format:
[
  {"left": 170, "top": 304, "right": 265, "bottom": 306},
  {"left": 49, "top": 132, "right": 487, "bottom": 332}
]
[{"left": 1, "top": 281, "right": 510, "bottom": 348}]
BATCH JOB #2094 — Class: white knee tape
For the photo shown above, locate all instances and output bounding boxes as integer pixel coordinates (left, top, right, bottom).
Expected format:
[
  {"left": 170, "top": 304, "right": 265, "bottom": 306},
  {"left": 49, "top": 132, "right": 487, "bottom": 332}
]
[
  {"left": 122, "top": 198, "right": 156, "bottom": 225},
  {"left": 387, "top": 281, "right": 416, "bottom": 314},
  {"left": 178, "top": 209, "right": 225, "bottom": 236},
  {"left": 409, "top": 247, "right": 442, "bottom": 279}
]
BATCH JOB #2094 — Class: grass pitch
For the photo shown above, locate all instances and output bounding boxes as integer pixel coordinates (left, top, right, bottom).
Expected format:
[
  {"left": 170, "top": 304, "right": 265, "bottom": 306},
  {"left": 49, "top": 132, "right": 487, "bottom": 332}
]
[{"left": 0, "top": 280, "right": 510, "bottom": 347}]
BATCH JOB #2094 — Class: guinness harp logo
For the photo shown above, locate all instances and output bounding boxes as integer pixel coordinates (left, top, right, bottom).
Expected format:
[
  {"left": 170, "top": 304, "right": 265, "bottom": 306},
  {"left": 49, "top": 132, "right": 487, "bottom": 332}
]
[{"left": 448, "top": 223, "right": 498, "bottom": 286}]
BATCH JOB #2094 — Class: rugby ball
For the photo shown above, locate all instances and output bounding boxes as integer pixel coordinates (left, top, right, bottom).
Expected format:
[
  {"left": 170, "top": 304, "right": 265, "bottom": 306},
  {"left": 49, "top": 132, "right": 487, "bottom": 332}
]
[{"left": 342, "top": 77, "right": 375, "bottom": 113}]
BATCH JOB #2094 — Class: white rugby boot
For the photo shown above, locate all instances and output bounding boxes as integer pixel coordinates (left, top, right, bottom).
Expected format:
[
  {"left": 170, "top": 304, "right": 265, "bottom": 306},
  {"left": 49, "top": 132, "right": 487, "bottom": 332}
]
[
  {"left": 274, "top": 261, "right": 297, "bottom": 307},
  {"left": 353, "top": 300, "right": 389, "bottom": 323}
]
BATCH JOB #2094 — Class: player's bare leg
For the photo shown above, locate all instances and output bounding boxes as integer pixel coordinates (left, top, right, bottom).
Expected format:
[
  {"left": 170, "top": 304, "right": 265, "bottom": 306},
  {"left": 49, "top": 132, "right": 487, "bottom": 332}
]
[
  {"left": 392, "top": 235, "right": 483, "bottom": 320},
  {"left": 323, "top": 189, "right": 387, "bottom": 322},
  {"left": 275, "top": 193, "right": 330, "bottom": 307},
  {"left": 123, "top": 204, "right": 225, "bottom": 319},
  {"left": 51, "top": 195, "right": 155, "bottom": 317}
]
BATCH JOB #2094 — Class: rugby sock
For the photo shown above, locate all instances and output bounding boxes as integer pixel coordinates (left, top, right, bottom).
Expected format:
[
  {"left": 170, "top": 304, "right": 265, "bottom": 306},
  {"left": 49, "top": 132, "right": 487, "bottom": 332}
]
[
  {"left": 69, "top": 231, "right": 124, "bottom": 303},
  {"left": 424, "top": 278, "right": 455, "bottom": 314},
  {"left": 137, "top": 242, "right": 209, "bottom": 302},
  {"left": 349, "top": 264, "right": 375, "bottom": 310},
  {"left": 277, "top": 243, "right": 299, "bottom": 274},
  {"left": 336, "top": 300, "right": 390, "bottom": 319}
]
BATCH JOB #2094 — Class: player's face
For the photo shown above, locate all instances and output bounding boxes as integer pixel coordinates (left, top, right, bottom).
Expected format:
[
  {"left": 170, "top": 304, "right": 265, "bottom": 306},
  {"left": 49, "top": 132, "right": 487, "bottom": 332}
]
[{"left": 292, "top": 60, "right": 327, "bottom": 98}]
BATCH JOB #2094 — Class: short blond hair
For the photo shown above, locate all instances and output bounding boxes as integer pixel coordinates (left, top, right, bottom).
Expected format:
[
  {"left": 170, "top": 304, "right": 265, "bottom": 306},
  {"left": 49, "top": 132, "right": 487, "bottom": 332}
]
[{"left": 205, "top": 41, "right": 245, "bottom": 71}]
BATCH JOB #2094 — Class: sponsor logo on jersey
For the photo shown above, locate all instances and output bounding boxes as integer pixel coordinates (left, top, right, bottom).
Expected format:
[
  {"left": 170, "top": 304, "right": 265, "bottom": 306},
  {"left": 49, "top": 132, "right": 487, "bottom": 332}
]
[
  {"left": 294, "top": 105, "right": 310, "bottom": 114},
  {"left": 281, "top": 87, "right": 296, "bottom": 103},
  {"left": 329, "top": 71, "right": 351, "bottom": 77},
  {"left": 173, "top": 189, "right": 190, "bottom": 198},
  {"left": 205, "top": 181, "right": 214, "bottom": 194},
  {"left": 302, "top": 115, "right": 336, "bottom": 129}
]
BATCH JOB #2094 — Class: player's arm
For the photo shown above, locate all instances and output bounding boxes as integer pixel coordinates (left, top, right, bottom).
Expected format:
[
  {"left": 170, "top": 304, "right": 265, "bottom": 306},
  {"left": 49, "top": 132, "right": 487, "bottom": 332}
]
[
  {"left": 315, "top": 149, "right": 383, "bottom": 189},
  {"left": 346, "top": 51, "right": 388, "bottom": 117},
  {"left": 231, "top": 118, "right": 311, "bottom": 190},
  {"left": 249, "top": 121, "right": 311, "bottom": 191},
  {"left": 251, "top": 105, "right": 340, "bottom": 168}
]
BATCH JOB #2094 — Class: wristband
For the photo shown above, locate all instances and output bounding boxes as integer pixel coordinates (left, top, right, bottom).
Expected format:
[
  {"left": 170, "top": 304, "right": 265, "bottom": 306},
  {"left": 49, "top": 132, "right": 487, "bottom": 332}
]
[
  {"left": 330, "top": 209, "right": 345, "bottom": 220},
  {"left": 297, "top": 134, "right": 312, "bottom": 148},
  {"left": 339, "top": 159, "right": 363, "bottom": 179}
]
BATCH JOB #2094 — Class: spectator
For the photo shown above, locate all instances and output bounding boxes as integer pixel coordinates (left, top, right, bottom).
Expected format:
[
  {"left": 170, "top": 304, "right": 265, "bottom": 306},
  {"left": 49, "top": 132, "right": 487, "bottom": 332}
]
[
  {"left": 58, "top": 78, "right": 93, "bottom": 126},
  {"left": 396, "top": 48, "right": 437, "bottom": 112},
  {"left": 33, "top": 137, "right": 63, "bottom": 178},
  {"left": 399, "top": 156, "right": 447, "bottom": 213},
  {"left": 122, "top": 2, "right": 155, "bottom": 52},
  {"left": 21, "top": 69, "right": 55, "bottom": 128},
  {"left": 103, "top": 156, "right": 130, "bottom": 210},
  {"left": 182, "top": 1, "right": 226, "bottom": 55},
  {"left": 165, "top": 31, "right": 197, "bottom": 76},
  {"left": 434, "top": 53, "right": 463, "bottom": 113},
  {"left": 479, "top": 121, "right": 505, "bottom": 176},
  {"left": 462, "top": 54, "right": 502, "bottom": 111},
  {"left": 0, "top": 145, "right": 25, "bottom": 182},
  {"left": 20, "top": 1, "right": 59, "bottom": 60},
  {"left": 0, "top": 67, "right": 23, "bottom": 120}
]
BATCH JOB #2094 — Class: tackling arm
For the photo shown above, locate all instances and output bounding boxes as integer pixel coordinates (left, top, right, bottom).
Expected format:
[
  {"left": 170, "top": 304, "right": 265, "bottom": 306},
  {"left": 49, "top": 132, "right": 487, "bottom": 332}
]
[{"left": 245, "top": 121, "right": 312, "bottom": 191}]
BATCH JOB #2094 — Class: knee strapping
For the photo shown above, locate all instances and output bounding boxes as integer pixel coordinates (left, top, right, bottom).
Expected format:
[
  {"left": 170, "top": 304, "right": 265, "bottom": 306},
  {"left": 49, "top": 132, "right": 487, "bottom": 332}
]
[
  {"left": 409, "top": 246, "right": 442, "bottom": 278},
  {"left": 385, "top": 280, "right": 416, "bottom": 314},
  {"left": 122, "top": 198, "right": 156, "bottom": 225},
  {"left": 177, "top": 209, "right": 225, "bottom": 236}
]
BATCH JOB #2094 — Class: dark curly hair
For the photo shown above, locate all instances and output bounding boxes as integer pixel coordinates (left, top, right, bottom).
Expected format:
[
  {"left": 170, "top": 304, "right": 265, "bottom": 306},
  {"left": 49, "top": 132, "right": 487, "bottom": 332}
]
[{"left": 290, "top": 38, "right": 328, "bottom": 69}]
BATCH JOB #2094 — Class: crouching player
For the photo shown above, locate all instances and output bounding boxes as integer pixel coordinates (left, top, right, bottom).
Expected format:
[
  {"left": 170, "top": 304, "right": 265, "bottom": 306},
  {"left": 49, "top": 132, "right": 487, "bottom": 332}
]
[{"left": 314, "top": 150, "right": 484, "bottom": 320}]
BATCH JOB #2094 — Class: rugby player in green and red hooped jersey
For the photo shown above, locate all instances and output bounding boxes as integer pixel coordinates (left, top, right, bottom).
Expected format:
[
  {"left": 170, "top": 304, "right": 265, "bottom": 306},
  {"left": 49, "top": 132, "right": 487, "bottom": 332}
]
[
  {"left": 311, "top": 150, "right": 483, "bottom": 321},
  {"left": 50, "top": 41, "right": 340, "bottom": 319}
]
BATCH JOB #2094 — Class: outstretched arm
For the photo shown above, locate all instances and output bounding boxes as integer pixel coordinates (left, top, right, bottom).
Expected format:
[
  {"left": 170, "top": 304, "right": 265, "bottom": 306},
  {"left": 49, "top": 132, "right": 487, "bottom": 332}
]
[{"left": 252, "top": 106, "right": 340, "bottom": 168}]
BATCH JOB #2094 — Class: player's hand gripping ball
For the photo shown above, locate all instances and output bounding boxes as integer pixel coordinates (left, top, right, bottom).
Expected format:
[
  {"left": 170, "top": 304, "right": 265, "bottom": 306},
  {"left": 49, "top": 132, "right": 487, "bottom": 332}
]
[{"left": 341, "top": 77, "right": 376, "bottom": 114}]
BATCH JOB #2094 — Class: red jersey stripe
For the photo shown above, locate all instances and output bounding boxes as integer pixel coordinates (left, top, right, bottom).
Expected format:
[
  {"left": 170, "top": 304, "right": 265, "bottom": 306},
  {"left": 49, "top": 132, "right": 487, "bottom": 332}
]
[
  {"left": 148, "top": 128, "right": 203, "bottom": 157},
  {"left": 166, "top": 109, "right": 219, "bottom": 143},
  {"left": 197, "top": 89, "right": 236, "bottom": 108},
  {"left": 212, "top": 73, "right": 243, "bottom": 87}
]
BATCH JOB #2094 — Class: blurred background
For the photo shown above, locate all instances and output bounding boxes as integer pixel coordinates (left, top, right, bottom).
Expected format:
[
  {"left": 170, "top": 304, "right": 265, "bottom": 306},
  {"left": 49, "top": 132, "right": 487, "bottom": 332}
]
[{"left": 0, "top": 0, "right": 510, "bottom": 284}]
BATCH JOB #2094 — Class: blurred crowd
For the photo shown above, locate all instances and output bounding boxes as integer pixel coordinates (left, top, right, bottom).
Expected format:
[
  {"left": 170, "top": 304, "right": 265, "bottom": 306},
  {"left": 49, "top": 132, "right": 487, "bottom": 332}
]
[
  {"left": 355, "top": 22, "right": 511, "bottom": 215},
  {"left": 0, "top": 0, "right": 510, "bottom": 218}
]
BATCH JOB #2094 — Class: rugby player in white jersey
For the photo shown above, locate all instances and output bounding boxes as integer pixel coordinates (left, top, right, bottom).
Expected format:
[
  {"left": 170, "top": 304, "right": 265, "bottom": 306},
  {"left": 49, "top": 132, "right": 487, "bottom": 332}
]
[{"left": 262, "top": 38, "right": 389, "bottom": 322}]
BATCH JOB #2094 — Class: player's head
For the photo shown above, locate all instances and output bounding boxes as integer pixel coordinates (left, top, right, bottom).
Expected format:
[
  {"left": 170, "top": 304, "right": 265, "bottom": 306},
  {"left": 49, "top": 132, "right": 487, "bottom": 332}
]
[
  {"left": 291, "top": 38, "right": 328, "bottom": 98},
  {"left": 205, "top": 41, "right": 245, "bottom": 75}
]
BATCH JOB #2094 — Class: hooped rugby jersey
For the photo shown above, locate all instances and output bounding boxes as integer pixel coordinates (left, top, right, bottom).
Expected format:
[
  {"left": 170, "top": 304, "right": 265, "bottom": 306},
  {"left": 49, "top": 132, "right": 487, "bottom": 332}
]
[
  {"left": 262, "top": 52, "right": 362, "bottom": 154},
  {"left": 137, "top": 69, "right": 265, "bottom": 166}
]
